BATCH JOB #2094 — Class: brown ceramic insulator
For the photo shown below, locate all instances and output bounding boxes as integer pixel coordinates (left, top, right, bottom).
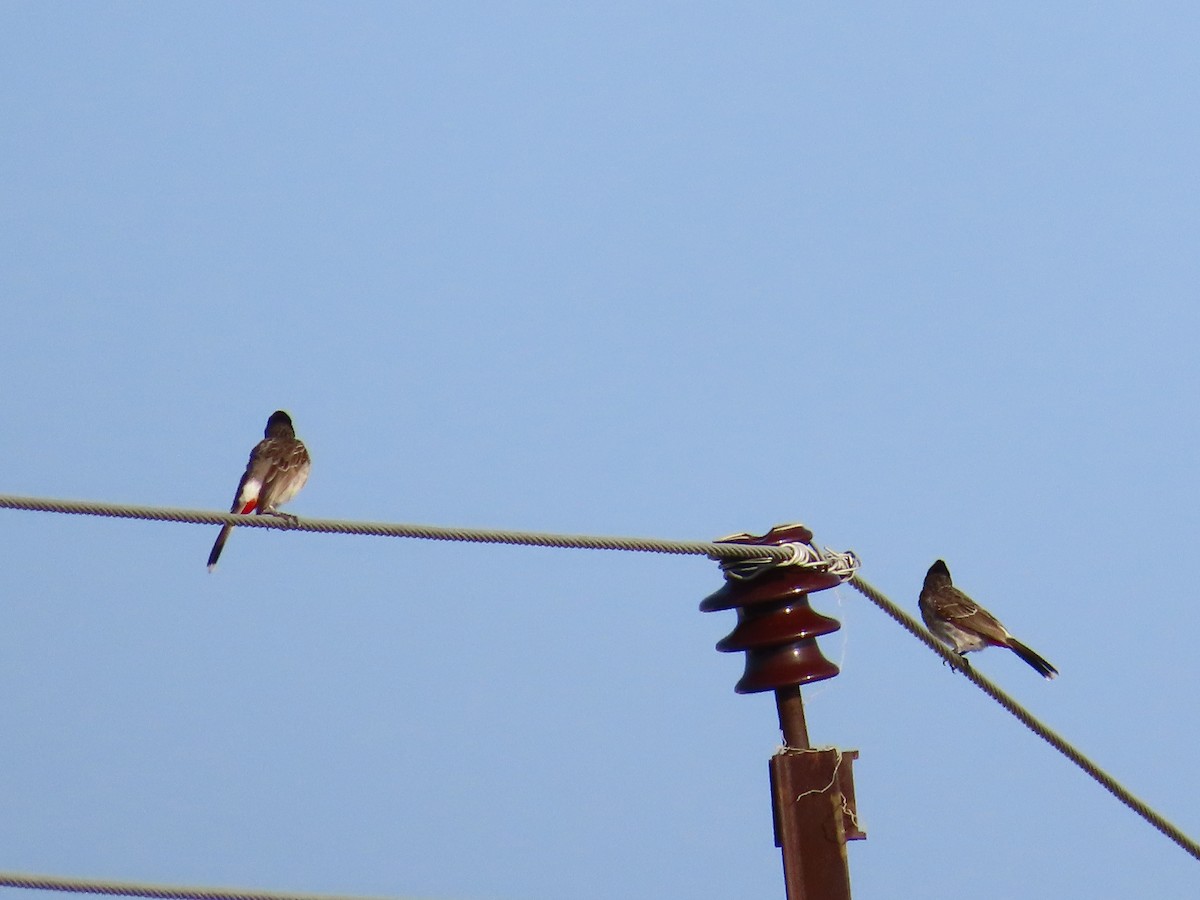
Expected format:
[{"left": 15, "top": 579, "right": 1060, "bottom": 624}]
[
  {"left": 701, "top": 526, "right": 843, "bottom": 695},
  {"left": 719, "top": 593, "right": 841, "bottom": 694},
  {"left": 717, "top": 522, "right": 816, "bottom": 546},
  {"left": 699, "top": 565, "right": 845, "bottom": 613}
]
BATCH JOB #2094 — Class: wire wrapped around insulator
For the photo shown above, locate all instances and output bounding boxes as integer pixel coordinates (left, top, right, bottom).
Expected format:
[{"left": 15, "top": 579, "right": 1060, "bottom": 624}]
[{"left": 701, "top": 524, "right": 855, "bottom": 694}]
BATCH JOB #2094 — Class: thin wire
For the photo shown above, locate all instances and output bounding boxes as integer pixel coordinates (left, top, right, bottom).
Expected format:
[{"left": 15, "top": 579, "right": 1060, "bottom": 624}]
[
  {"left": 0, "top": 871, "right": 410, "bottom": 900},
  {"left": 0, "top": 493, "right": 791, "bottom": 561},
  {"left": 847, "top": 574, "right": 1200, "bottom": 862}
]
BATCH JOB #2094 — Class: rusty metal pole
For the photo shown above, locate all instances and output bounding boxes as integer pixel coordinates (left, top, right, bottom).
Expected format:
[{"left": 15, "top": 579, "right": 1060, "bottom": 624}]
[
  {"left": 776, "top": 688, "right": 810, "bottom": 749},
  {"left": 770, "top": 687, "right": 856, "bottom": 900},
  {"left": 701, "top": 525, "right": 865, "bottom": 900}
]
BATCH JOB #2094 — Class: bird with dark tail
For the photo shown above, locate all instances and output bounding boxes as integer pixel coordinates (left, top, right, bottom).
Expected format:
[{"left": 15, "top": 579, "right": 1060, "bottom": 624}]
[
  {"left": 207, "top": 410, "right": 311, "bottom": 571},
  {"left": 919, "top": 560, "right": 1058, "bottom": 680}
]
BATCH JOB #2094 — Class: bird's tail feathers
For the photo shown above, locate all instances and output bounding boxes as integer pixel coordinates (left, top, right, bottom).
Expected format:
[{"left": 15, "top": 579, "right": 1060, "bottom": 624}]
[
  {"left": 207, "top": 524, "right": 233, "bottom": 572},
  {"left": 1008, "top": 639, "right": 1058, "bottom": 680}
]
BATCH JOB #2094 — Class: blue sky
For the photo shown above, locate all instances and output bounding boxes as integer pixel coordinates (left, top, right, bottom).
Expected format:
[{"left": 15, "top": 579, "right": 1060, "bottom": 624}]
[{"left": 2, "top": 3, "right": 1199, "bottom": 899}]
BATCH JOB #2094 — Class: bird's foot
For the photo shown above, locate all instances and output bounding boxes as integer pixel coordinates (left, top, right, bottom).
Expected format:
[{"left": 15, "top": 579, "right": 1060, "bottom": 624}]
[
  {"left": 941, "top": 654, "right": 971, "bottom": 675},
  {"left": 264, "top": 510, "right": 299, "bottom": 526}
]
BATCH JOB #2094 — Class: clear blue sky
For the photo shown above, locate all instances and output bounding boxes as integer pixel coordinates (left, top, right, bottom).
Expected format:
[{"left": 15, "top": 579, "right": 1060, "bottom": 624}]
[{"left": 3, "top": 4, "right": 1198, "bottom": 899}]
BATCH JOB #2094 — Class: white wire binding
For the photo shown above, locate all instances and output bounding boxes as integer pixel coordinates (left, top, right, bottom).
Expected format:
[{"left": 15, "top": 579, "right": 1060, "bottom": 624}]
[{"left": 711, "top": 524, "right": 860, "bottom": 582}]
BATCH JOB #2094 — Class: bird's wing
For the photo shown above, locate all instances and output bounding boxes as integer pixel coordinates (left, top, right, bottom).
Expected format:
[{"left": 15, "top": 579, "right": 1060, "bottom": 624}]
[
  {"left": 934, "top": 587, "right": 1012, "bottom": 644},
  {"left": 230, "top": 437, "right": 279, "bottom": 512}
]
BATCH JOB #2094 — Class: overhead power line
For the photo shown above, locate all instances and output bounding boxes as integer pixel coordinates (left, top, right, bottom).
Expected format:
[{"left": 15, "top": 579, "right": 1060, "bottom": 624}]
[
  {"left": 0, "top": 871, "right": 413, "bottom": 900},
  {"left": 2, "top": 491, "right": 1197, "bottom": 864},
  {"left": 0, "top": 493, "right": 796, "bottom": 560},
  {"left": 848, "top": 575, "right": 1200, "bottom": 862}
]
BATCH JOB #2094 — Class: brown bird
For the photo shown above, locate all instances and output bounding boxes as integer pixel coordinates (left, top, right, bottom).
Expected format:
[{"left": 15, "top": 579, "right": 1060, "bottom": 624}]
[
  {"left": 207, "top": 410, "right": 311, "bottom": 571},
  {"left": 919, "top": 560, "right": 1057, "bottom": 679}
]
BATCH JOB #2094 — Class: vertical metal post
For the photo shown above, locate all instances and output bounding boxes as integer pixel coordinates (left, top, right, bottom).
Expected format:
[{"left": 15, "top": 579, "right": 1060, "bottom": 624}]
[
  {"left": 776, "top": 687, "right": 810, "bottom": 749},
  {"left": 770, "top": 687, "right": 853, "bottom": 900}
]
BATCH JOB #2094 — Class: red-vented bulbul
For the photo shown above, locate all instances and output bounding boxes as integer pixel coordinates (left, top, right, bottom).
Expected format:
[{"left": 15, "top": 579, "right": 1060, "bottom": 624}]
[
  {"left": 919, "top": 560, "right": 1058, "bottom": 679},
  {"left": 207, "top": 410, "right": 311, "bottom": 571}
]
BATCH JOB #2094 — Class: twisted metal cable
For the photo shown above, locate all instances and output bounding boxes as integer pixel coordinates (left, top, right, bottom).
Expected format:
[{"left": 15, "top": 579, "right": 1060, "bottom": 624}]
[
  {"left": 4, "top": 492, "right": 1195, "bottom": 862},
  {"left": 848, "top": 575, "right": 1200, "bottom": 862},
  {"left": 0, "top": 871, "right": 408, "bottom": 900},
  {"left": 0, "top": 494, "right": 792, "bottom": 561}
]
